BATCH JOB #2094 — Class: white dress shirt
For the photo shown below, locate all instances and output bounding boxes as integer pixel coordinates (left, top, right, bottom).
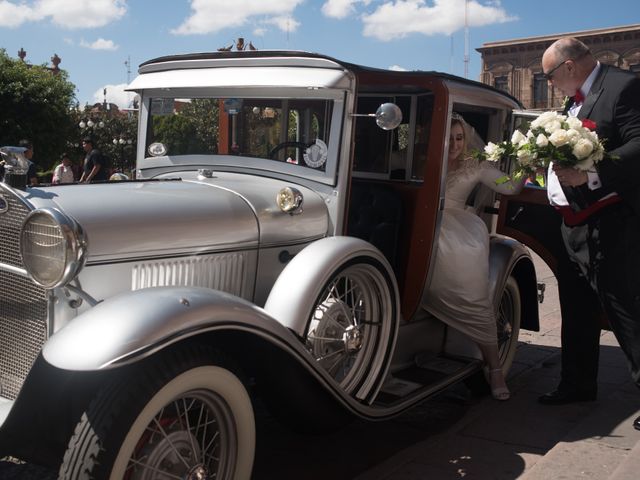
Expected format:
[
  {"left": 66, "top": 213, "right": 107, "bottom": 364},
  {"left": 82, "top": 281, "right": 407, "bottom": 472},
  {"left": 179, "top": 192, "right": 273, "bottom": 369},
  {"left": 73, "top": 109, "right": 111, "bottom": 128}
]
[{"left": 547, "top": 62, "right": 609, "bottom": 207}]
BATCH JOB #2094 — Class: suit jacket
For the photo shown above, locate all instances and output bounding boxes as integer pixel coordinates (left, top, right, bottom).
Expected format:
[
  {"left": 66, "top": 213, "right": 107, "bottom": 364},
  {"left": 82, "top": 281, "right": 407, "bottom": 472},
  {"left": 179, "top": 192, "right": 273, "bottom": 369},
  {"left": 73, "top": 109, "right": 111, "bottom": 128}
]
[{"left": 575, "top": 64, "right": 640, "bottom": 217}]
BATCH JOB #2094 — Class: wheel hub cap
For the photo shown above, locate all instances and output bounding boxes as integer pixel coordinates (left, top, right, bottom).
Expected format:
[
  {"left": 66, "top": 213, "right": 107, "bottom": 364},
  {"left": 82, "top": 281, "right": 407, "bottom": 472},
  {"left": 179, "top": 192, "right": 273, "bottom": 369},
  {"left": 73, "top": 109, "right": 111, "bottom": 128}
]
[
  {"left": 186, "top": 465, "right": 211, "bottom": 480},
  {"left": 142, "top": 430, "right": 202, "bottom": 480},
  {"left": 343, "top": 324, "right": 363, "bottom": 352}
]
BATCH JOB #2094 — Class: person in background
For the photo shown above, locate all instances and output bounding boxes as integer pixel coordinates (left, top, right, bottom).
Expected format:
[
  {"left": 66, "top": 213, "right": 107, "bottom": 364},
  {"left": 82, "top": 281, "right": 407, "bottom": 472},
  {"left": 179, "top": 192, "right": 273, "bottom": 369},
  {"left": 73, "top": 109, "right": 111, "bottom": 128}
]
[
  {"left": 18, "top": 139, "right": 38, "bottom": 186},
  {"left": 539, "top": 37, "right": 640, "bottom": 432},
  {"left": 79, "top": 137, "right": 107, "bottom": 183},
  {"left": 52, "top": 153, "right": 75, "bottom": 184}
]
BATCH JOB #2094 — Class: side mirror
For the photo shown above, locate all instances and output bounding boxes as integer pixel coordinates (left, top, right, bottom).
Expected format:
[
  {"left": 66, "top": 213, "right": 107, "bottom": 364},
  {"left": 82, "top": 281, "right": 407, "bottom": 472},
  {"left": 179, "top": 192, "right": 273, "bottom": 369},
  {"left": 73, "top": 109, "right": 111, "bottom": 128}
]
[
  {"left": 351, "top": 102, "right": 403, "bottom": 131},
  {"left": 375, "top": 103, "right": 403, "bottom": 130}
]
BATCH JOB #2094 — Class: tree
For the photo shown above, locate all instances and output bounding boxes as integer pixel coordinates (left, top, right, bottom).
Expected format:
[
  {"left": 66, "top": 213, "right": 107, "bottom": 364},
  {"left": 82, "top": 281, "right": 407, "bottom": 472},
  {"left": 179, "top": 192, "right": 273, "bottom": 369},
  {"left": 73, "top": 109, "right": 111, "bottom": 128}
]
[
  {"left": 74, "top": 106, "right": 138, "bottom": 174},
  {"left": 0, "top": 49, "right": 77, "bottom": 173}
]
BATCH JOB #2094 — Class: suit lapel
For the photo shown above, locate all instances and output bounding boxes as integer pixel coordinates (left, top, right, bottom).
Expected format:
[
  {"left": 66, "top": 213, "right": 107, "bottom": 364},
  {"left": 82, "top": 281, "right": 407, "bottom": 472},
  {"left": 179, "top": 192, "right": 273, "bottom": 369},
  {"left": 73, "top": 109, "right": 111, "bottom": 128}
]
[{"left": 577, "top": 64, "right": 607, "bottom": 120}]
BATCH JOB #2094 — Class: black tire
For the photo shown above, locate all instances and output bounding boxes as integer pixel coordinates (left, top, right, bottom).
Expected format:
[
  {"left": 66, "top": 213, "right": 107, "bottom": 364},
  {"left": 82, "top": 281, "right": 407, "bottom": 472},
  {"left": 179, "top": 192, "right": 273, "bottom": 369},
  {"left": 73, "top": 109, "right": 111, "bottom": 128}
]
[
  {"left": 496, "top": 276, "right": 521, "bottom": 372},
  {"left": 58, "top": 346, "right": 255, "bottom": 480},
  {"left": 303, "top": 258, "right": 397, "bottom": 402}
]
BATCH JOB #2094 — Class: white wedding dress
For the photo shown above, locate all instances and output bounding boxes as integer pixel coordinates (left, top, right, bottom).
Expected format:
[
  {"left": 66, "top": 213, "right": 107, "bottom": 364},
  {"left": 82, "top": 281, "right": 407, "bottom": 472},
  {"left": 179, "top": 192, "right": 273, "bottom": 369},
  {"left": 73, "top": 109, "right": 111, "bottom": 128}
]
[{"left": 423, "top": 159, "right": 522, "bottom": 345}]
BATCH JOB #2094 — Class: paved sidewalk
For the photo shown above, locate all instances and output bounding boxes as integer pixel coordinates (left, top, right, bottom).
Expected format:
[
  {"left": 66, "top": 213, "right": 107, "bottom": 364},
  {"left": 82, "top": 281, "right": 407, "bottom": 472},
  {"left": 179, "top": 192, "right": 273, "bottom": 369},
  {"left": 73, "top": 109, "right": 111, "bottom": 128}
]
[{"left": 353, "top": 254, "right": 640, "bottom": 480}]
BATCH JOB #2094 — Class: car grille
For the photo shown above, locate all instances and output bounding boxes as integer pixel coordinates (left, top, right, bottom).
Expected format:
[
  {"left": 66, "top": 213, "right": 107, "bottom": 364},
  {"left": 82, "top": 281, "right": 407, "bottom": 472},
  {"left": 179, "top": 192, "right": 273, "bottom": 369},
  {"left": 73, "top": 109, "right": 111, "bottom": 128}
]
[
  {"left": 0, "top": 192, "right": 28, "bottom": 267},
  {"left": 0, "top": 190, "right": 47, "bottom": 401}
]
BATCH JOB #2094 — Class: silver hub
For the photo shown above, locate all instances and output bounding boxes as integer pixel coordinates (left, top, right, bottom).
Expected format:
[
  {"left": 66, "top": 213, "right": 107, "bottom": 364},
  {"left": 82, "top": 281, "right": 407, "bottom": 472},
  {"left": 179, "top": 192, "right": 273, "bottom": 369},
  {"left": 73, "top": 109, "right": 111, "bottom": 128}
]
[
  {"left": 187, "top": 464, "right": 211, "bottom": 480},
  {"left": 141, "top": 430, "right": 202, "bottom": 480},
  {"left": 343, "top": 324, "right": 363, "bottom": 353}
]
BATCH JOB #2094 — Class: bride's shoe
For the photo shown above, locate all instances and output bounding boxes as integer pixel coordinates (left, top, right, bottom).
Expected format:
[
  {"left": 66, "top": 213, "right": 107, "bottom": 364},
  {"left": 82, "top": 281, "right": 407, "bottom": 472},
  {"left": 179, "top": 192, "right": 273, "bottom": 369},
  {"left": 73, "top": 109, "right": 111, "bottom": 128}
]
[{"left": 489, "top": 368, "right": 510, "bottom": 401}]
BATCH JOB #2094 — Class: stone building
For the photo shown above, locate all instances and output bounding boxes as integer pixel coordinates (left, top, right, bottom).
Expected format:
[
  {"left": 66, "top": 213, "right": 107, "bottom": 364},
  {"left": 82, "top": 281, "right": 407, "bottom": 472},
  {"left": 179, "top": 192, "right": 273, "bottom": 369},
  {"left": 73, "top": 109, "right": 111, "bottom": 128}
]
[{"left": 477, "top": 24, "right": 640, "bottom": 110}]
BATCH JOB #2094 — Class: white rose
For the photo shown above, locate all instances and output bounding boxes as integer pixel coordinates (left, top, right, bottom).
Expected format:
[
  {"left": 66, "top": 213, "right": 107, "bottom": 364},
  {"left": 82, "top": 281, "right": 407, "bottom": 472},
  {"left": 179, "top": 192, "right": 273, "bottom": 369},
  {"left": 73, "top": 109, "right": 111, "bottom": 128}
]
[
  {"left": 566, "top": 129, "right": 581, "bottom": 144},
  {"left": 484, "top": 142, "right": 504, "bottom": 161},
  {"left": 536, "top": 134, "right": 549, "bottom": 147},
  {"left": 511, "top": 130, "right": 527, "bottom": 145},
  {"left": 587, "top": 130, "right": 600, "bottom": 143},
  {"left": 531, "top": 111, "right": 564, "bottom": 130},
  {"left": 590, "top": 145, "right": 604, "bottom": 163},
  {"left": 517, "top": 148, "right": 537, "bottom": 166},
  {"left": 544, "top": 120, "right": 562, "bottom": 134},
  {"left": 566, "top": 116, "right": 583, "bottom": 130},
  {"left": 572, "top": 138, "right": 595, "bottom": 159},
  {"left": 548, "top": 129, "right": 570, "bottom": 147}
]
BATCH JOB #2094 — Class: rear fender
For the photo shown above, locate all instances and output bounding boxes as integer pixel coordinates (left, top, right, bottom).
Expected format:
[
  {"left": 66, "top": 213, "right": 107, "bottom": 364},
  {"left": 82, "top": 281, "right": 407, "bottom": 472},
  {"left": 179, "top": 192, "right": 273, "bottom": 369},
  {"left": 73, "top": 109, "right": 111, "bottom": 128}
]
[
  {"left": 489, "top": 236, "right": 539, "bottom": 331},
  {"left": 42, "top": 286, "right": 296, "bottom": 371}
]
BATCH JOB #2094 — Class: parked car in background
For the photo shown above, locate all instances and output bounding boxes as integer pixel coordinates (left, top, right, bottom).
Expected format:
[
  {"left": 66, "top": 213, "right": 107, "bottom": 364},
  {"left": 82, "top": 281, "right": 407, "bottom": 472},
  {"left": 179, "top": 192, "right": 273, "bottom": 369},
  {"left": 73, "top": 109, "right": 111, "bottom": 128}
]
[{"left": 0, "top": 51, "right": 541, "bottom": 479}]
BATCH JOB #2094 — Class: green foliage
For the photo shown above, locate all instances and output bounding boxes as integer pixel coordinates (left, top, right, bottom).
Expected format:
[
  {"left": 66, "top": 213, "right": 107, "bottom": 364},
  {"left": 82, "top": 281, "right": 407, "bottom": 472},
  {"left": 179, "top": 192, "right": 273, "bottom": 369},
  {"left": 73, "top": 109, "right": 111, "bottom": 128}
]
[
  {"left": 75, "top": 109, "right": 138, "bottom": 174},
  {"left": 0, "top": 48, "right": 76, "bottom": 172},
  {"left": 151, "top": 99, "right": 218, "bottom": 155}
]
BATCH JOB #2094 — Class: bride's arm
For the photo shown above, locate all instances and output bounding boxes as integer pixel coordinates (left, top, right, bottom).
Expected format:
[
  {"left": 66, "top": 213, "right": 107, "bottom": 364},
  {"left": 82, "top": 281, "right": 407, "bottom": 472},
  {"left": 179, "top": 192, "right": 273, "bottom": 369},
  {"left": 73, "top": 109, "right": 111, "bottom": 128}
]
[{"left": 477, "top": 161, "right": 526, "bottom": 195}]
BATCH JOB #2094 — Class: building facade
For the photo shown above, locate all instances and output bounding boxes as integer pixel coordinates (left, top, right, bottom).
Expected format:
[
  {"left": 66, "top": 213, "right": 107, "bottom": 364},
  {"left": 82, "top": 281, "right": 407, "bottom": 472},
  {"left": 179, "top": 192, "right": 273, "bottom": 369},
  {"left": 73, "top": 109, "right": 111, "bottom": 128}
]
[{"left": 477, "top": 24, "right": 640, "bottom": 110}]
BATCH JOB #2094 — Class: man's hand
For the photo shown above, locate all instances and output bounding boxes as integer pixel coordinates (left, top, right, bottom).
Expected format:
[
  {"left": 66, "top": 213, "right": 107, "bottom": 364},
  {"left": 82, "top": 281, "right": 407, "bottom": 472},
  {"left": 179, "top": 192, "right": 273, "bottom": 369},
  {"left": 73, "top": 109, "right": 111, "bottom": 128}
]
[{"left": 552, "top": 164, "right": 588, "bottom": 187}]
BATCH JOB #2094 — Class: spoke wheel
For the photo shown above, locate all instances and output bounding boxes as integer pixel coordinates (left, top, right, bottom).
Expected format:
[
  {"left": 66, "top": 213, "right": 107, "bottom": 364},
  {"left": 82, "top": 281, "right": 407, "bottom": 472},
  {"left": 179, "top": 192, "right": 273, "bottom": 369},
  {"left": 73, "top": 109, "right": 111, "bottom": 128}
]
[
  {"left": 304, "top": 260, "right": 395, "bottom": 399},
  {"left": 59, "top": 347, "right": 255, "bottom": 480}
]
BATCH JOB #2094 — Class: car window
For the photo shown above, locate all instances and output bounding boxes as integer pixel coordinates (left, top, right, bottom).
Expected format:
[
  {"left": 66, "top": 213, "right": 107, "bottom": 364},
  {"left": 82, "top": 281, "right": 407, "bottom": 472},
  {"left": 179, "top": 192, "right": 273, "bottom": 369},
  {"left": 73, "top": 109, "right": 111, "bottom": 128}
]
[
  {"left": 145, "top": 97, "right": 334, "bottom": 172},
  {"left": 353, "top": 94, "right": 433, "bottom": 182}
]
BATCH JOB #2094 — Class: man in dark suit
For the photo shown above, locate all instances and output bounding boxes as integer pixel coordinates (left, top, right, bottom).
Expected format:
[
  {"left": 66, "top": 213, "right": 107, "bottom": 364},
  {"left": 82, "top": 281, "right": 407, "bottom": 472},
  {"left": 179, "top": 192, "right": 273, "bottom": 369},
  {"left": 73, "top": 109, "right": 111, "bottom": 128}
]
[{"left": 538, "top": 37, "right": 640, "bottom": 430}]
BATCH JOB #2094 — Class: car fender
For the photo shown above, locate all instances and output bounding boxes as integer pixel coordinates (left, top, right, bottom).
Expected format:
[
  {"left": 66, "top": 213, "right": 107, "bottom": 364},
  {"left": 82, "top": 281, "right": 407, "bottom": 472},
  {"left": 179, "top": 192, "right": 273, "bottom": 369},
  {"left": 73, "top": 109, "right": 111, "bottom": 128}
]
[
  {"left": 489, "top": 235, "right": 539, "bottom": 331},
  {"left": 42, "top": 286, "right": 302, "bottom": 371},
  {"left": 264, "top": 236, "right": 400, "bottom": 337}
]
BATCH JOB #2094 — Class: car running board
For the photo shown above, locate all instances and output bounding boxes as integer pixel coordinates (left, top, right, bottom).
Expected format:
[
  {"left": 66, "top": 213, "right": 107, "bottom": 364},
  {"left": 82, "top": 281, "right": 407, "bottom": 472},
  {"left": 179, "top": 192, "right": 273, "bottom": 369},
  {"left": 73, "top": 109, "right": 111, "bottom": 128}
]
[{"left": 374, "top": 354, "right": 483, "bottom": 408}]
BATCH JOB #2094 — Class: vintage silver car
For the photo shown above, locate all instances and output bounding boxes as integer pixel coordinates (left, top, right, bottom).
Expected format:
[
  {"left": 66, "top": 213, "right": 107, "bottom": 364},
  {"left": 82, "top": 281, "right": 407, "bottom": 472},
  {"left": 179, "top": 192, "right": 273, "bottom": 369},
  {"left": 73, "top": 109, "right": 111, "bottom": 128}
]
[{"left": 0, "top": 51, "right": 541, "bottom": 479}]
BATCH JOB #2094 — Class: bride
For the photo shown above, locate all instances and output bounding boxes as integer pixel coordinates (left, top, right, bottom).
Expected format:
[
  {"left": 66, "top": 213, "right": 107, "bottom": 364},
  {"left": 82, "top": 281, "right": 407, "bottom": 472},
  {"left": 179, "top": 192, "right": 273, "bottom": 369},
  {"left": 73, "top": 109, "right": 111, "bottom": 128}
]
[{"left": 423, "top": 113, "right": 525, "bottom": 400}]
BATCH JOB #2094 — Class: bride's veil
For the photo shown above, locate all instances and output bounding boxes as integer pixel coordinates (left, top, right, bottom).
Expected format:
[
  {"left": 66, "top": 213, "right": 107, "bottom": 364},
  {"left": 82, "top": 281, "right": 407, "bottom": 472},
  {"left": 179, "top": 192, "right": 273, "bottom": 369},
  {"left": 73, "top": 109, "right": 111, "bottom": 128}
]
[
  {"left": 452, "top": 112, "right": 494, "bottom": 214},
  {"left": 452, "top": 111, "right": 486, "bottom": 162}
]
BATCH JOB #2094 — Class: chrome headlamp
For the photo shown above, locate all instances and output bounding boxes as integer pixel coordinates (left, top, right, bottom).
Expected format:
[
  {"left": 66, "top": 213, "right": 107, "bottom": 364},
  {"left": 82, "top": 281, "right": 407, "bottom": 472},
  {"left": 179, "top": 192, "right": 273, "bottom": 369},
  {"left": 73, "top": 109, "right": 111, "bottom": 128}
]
[
  {"left": 276, "top": 187, "right": 303, "bottom": 214},
  {"left": 20, "top": 208, "right": 87, "bottom": 289}
]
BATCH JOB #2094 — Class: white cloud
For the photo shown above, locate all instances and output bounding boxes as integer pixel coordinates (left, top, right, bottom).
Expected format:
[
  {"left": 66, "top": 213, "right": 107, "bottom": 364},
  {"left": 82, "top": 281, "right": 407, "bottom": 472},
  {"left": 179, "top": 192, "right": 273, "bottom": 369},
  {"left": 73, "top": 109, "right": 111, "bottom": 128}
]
[
  {"left": 389, "top": 64, "right": 407, "bottom": 71},
  {"left": 92, "top": 83, "right": 135, "bottom": 109},
  {"left": 0, "top": 1, "right": 40, "bottom": 28},
  {"left": 253, "top": 27, "right": 267, "bottom": 36},
  {"left": 0, "top": 0, "right": 126, "bottom": 29},
  {"left": 362, "top": 0, "right": 517, "bottom": 41},
  {"left": 321, "top": 0, "right": 371, "bottom": 19},
  {"left": 172, "top": 0, "right": 304, "bottom": 35},
  {"left": 263, "top": 15, "right": 300, "bottom": 33},
  {"left": 80, "top": 38, "right": 119, "bottom": 51}
]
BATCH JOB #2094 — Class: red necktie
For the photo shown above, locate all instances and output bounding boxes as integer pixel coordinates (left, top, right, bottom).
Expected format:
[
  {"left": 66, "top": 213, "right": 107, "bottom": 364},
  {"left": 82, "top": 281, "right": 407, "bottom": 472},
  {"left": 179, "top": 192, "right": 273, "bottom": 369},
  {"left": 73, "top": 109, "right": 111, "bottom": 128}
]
[{"left": 574, "top": 90, "right": 585, "bottom": 105}]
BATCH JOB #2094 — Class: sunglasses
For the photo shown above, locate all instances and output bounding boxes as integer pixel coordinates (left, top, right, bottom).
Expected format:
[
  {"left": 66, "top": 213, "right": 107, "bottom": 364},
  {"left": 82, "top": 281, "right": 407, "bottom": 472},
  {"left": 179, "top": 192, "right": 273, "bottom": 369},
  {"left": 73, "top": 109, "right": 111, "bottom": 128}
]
[{"left": 543, "top": 60, "right": 569, "bottom": 81}]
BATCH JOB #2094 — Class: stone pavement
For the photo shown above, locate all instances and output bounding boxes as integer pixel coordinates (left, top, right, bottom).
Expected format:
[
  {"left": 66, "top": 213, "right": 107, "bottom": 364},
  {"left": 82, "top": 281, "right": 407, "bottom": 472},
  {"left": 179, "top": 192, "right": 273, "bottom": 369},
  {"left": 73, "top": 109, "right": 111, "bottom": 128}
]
[{"left": 350, "top": 253, "right": 640, "bottom": 480}]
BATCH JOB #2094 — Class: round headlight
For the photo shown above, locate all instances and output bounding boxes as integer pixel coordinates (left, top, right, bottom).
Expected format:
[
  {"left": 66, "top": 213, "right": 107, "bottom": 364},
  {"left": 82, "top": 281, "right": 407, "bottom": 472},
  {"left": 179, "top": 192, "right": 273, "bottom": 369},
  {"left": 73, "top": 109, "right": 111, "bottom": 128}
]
[
  {"left": 276, "top": 187, "right": 303, "bottom": 213},
  {"left": 21, "top": 209, "right": 87, "bottom": 289}
]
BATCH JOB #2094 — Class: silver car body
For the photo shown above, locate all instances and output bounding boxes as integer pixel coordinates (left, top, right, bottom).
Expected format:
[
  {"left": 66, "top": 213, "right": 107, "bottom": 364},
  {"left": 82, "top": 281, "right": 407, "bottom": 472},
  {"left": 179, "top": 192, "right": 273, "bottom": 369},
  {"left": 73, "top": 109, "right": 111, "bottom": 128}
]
[{"left": 0, "top": 51, "right": 540, "bottom": 474}]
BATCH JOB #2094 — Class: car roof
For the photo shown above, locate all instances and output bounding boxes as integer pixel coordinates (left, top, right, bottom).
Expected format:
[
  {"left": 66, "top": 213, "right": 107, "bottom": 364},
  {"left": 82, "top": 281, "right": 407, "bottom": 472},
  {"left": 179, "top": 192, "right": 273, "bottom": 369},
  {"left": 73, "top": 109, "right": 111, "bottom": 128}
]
[{"left": 138, "top": 50, "right": 522, "bottom": 107}]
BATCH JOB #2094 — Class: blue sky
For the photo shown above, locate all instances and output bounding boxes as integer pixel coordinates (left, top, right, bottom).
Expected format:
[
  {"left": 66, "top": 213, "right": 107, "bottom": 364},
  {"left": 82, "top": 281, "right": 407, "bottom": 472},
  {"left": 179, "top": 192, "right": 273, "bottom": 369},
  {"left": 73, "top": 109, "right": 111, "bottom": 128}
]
[{"left": 0, "top": 0, "right": 639, "bottom": 108}]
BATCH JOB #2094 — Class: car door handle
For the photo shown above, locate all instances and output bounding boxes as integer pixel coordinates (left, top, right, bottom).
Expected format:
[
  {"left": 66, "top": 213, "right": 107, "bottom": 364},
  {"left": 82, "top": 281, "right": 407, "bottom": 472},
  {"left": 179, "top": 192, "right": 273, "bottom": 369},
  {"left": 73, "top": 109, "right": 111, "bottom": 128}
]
[{"left": 510, "top": 206, "right": 524, "bottom": 222}]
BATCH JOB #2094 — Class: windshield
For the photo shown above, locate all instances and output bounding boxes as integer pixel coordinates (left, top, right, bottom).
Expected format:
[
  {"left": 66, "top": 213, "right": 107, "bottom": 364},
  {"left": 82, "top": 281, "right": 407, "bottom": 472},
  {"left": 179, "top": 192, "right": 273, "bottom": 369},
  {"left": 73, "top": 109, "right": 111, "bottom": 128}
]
[{"left": 145, "top": 97, "right": 334, "bottom": 172}]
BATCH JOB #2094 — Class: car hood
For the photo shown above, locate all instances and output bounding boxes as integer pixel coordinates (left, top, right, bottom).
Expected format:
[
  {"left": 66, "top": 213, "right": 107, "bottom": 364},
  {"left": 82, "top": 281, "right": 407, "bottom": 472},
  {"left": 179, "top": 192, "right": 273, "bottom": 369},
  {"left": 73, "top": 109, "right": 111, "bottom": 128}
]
[{"left": 24, "top": 175, "right": 327, "bottom": 262}]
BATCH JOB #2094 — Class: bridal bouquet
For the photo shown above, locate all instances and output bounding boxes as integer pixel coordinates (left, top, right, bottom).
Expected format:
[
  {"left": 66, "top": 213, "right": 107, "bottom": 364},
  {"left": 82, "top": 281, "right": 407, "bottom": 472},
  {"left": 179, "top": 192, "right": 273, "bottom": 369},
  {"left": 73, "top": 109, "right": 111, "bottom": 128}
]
[{"left": 480, "top": 111, "right": 606, "bottom": 180}]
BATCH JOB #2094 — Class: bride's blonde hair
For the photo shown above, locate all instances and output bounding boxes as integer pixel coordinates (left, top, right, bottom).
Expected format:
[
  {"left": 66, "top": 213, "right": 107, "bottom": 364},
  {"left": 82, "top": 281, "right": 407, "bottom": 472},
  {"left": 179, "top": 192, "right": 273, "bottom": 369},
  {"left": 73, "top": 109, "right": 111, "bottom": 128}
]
[
  {"left": 450, "top": 112, "right": 467, "bottom": 162},
  {"left": 447, "top": 113, "right": 484, "bottom": 188}
]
